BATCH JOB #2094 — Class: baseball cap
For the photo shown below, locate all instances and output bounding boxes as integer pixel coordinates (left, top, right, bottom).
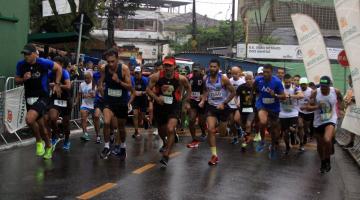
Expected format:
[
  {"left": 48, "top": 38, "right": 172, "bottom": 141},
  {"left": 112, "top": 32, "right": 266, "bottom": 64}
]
[
  {"left": 192, "top": 63, "right": 201, "bottom": 71},
  {"left": 257, "top": 66, "right": 264, "bottom": 74},
  {"left": 21, "top": 43, "right": 37, "bottom": 54},
  {"left": 134, "top": 66, "right": 141, "bottom": 73},
  {"left": 299, "top": 77, "right": 309, "bottom": 84},
  {"left": 319, "top": 76, "right": 332, "bottom": 87},
  {"left": 163, "top": 56, "right": 176, "bottom": 65}
]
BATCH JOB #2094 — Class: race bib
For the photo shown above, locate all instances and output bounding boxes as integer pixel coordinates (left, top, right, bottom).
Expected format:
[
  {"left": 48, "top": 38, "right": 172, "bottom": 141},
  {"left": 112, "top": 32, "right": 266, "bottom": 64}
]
[
  {"left": 282, "top": 99, "right": 293, "bottom": 112},
  {"left": 320, "top": 102, "right": 333, "bottom": 122},
  {"left": 27, "top": 97, "right": 39, "bottom": 105},
  {"left": 191, "top": 92, "right": 201, "bottom": 100},
  {"left": 242, "top": 107, "right": 253, "bottom": 113},
  {"left": 54, "top": 99, "right": 67, "bottom": 107},
  {"left": 108, "top": 88, "right": 122, "bottom": 97},
  {"left": 209, "top": 90, "right": 222, "bottom": 98},
  {"left": 162, "top": 96, "right": 173, "bottom": 104},
  {"left": 262, "top": 98, "right": 275, "bottom": 104},
  {"left": 229, "top": 98, "right": 236, "bottom": 105}
]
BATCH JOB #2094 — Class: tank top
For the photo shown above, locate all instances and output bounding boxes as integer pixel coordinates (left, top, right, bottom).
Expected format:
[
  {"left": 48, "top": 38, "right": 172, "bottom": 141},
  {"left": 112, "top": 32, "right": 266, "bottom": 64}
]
[
  {"left": 279, "top": 87, "right": 299, "bottom": 118},
  {"left": 313, "top": 87, "right": 338, "bottom": 127},
  {"left": 104, "top": 64, "right": 129, "bottom": 105},
  {"left": 189, "top": 75, "right": 204, "bottom": 101},
  {"left": 298, "top": 87, "right": 313, "bottom": 114},
  {"left": 206, "top": 73, "right": 228, "bottom": 107},
  {"left": 155, "top": 70, "right": 181, "bottom": 106},
  {"left": 228, "top": 77, "right": 245, "bottom": 109}
]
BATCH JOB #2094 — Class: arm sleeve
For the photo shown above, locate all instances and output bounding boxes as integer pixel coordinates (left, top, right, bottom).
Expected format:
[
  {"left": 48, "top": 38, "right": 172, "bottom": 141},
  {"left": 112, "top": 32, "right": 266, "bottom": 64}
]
[
  {"left": 39, "top": 58, "right": 55, "bottom": 71},
  {"left": 276, "top": 80, "right": 284, "bottom": 94},
  {"left": 63, "top": 70, "right": 70, "bottom": 80}
]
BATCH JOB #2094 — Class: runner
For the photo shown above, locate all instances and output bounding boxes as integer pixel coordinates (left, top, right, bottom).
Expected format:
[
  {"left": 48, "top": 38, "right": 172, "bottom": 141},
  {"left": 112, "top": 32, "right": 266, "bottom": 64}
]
[
  {"left": 93, "top": 65, "right": 105, "bottom": 143},
  {"left": 276, "top": 68, "right": 285, "bottom": 82},
  {"left": 279, "top": 74, "right": 304, "bottom": 155},
  {"left": 253, "top": 64, "right": 286, "bottom": 159},
  {"left": 15, "top": 43, "right": 62, "bottom": 159},
  {"left": 47, "top": 56, "right": 72, "bottom": 150},
  {"left": 228, "top": 66, "right": 245, "bottom": 144},
  {"left": 129, "top": 66, "right": 149, "bottom": 138},
  {"left": 297, "top": 77, "right": 315, "bottom": 145},
  {"left": 146, "top": 56, "right": 191, "bottom": 167},
  {"left": 301, "top": 76, "right": 343, "bottom": 173},
  {"left": 200, "top": 59, "right": 236, "bottom": 165},
  {"left": 187, "top": 63, "right": 207, "bottom": 148},
  {"left": 234, "top": 71, "right": 256, "bottom": 148},
  {"left": 149, "top": 61, "right": 163, "bottom": 136},
  {"left": 292, "top": 75, "right": 301, "bottom": 88},
  {"left": 98, "top": 48, "right": 132, "bottom": 160}
]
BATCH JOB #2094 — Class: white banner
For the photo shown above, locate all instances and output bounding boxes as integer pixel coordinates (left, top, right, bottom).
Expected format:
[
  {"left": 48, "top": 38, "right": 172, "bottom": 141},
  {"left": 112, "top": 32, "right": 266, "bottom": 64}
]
[
  {"left": 243, "top": 43, "right": 342, "bottom": 60},
  {"left": 341, "top": 105, "right": 360, "bottom": 136},
  {"left": 291, "top": 14, "right": 333, "bottom": 84},
  {"left": 4, "top": 86, "right": 27, "bottom": 133},
  {"left": 42, "top": 0, "right": 79, "bottom": 17},
  {"left": 334, "top": 0, "right": 360, "bottom": 107}
]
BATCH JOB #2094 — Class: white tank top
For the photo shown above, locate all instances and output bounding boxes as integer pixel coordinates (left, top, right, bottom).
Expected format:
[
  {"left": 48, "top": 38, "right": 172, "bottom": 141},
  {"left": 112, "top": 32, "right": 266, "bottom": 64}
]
[
  {"left": 313, "top": 87, "right": 338, "bottom": 127},
  {"left": 298, "top": 87, "right": 314, "bottom": 114},
  {"left": 228, "top": 77, "right": 245, "bottom": 109},
  {"left": 280, "top": 87, "right": 299, "bottom": 118}
]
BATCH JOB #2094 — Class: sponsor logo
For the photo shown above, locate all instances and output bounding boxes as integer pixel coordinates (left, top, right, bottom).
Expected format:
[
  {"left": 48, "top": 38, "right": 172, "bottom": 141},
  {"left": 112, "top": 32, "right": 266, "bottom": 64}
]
[{"left": 7, "top": 110, "right": 12, "bottom": 123}]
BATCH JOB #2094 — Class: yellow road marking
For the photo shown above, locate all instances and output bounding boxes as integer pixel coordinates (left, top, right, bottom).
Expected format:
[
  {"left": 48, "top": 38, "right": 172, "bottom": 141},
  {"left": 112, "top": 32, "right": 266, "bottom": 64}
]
[
  {"left": 132, "top": 163, "right": 156, "bottom": 174},
  {"left": 77, "top": 183, "right": 117, "bottom": 200},
  {"left": 169, "top": 151, "right": 181, "bottom": 158}
]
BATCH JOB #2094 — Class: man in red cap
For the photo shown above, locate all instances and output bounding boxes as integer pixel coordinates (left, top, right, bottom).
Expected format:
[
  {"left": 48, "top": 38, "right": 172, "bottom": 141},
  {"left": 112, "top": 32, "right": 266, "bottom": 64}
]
[{"left": 146, "top": 56, "right": 191, "bottom": 168}]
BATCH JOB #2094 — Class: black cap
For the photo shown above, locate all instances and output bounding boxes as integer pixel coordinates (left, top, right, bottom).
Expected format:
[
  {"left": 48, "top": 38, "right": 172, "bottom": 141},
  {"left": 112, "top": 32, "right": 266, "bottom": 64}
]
[
  {"left": 21, "top": 44, "right": 37, "bottom": 54},
  {"left": 319, "top": 76, "right": 332, "bottom": 87},
  {"left": 192, "top": 63, "right": 201, "bottom": 71}
]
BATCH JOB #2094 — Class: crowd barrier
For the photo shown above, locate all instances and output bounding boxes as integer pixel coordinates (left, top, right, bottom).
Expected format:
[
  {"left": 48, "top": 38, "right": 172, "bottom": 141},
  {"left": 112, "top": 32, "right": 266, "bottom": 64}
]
[{"left": 335, "top": 120, "right": 360, "bottom": 166}]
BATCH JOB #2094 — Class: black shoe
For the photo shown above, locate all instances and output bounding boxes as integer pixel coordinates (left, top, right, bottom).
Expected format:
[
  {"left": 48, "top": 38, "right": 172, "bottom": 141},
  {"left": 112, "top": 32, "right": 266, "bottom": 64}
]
[
  {"left": 100, "top": 148, "right": 111, "bottom": 159},
  {"left": 320, "top": 161, "right": 326, "bottom": 174},
  {"left": 160, "top": 156, "right": 169, "bottom": 168},
  {"left": 324, "top": 159, "right": 331, "bottom": 173},
  {"left": 175, "top": 133, "right": 179, "bottom": 143},
  {"left": 119, "top": 148, "right": 127, "bottom": 161}
]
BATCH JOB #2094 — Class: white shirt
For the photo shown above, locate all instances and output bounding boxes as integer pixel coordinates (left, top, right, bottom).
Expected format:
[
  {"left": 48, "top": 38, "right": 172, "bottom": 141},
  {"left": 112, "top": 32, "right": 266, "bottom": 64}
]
[
  {"left": 80, "top": 82, "right": 95, "bottom": 109},
  {"left": 280, "top": 87, "right": 299, "bottom": 118},
  {"left": 298, "top": 87, "right": 313, "bottom": 114},
  {"left": 313, "top": 87, "right": 338, "bottom": 127},
  {"left": 228, "top": 77, "right": 245, "bottom": 109}
]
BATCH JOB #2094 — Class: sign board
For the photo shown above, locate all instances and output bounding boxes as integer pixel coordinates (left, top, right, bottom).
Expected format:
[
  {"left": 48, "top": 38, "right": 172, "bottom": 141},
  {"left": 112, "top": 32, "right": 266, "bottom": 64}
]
[
  {"left": 4, "top": 86, "right": 27, "bottom": 133},
  {"left": 337, "top": 50, "right": 349, "bottom": 67},
  {"left": 42, "top": 0, "right": 79, "bottom": 17},
  {"left": 238, "top": 43, "right": 343, "bottom": 60}
]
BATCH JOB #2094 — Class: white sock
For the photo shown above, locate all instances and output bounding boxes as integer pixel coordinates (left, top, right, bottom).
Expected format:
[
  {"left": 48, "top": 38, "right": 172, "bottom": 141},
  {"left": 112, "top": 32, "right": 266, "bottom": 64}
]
[
  {"left": 120, "top": 143, "right": 126, "bottom": 148},
  {"left": 104, "top": 142, "right": 110, "bottom": 149}
]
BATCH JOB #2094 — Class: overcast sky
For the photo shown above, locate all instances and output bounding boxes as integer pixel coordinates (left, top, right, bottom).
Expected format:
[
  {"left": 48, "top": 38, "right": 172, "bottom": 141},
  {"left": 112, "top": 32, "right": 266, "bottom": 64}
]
[{"left": 162, "top": 0, "right": 239, "bottom": 20}]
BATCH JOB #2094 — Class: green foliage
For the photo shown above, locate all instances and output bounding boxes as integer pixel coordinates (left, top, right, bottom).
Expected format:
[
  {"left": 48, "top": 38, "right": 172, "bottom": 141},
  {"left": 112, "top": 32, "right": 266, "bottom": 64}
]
[
  {"left": 257, "top": 36, "right": 279, "bottom": 44},
  {"left": 171, "top": 21, "right": 244, "bottom": 53}
]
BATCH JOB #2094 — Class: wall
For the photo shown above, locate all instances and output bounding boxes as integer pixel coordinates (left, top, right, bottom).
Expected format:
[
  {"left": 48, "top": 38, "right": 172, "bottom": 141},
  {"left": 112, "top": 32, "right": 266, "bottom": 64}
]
[{"left": 0, "top": 0, "right": 29, "bottom": 77}]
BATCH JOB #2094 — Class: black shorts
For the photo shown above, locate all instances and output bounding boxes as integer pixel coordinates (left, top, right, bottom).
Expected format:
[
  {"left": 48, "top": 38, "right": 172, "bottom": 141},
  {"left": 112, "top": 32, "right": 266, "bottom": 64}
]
[
  {"left": 104, "top": 103, "right": 128, "bottom": 119},
  {"left": 280, "top": 117, "right": 298, "bottom": 131},
  {"left": 299, "top": 112, "right": 314, "bottom": 122},
  {"left": 132, "top": 97, "right": 148, "bottom": 113},
  {"left": 314, "top": 122, "right": 336, "bottom": 136},
  {"left": 258, "top": 108, "right": 279, "bottom": 121},
  {"left": 154, "top": 103, "right": 180, "bottom": 127},
  {"left": 94, "top": 99, "right": 105, "bottom": 112},
  {"left": 240, "top": 112, "right": 255, "bottom": 124},
  {"left": 205, "top": 104, "right": 230, "bottom": 122},
  {"left": 48, "top": 99, "right": 72, "bottom": 117},
  {"left": 26, "top": 97, "right": 49, "bottom": 118},
  {"left": 190, "top": 99, "right": 205, "bottom": 114}
]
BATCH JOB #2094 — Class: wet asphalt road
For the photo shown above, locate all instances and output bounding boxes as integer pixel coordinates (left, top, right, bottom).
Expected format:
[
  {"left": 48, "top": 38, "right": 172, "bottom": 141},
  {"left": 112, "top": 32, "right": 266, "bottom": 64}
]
[{"left": 0, "top": 128, "right": 359, "bottom": 200}]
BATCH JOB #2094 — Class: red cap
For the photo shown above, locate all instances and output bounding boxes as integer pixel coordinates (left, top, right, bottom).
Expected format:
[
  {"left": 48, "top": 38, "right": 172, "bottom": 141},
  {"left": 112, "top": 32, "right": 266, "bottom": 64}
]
[{"left": 163, "top": 57, "right": 176, "bottom": 65}]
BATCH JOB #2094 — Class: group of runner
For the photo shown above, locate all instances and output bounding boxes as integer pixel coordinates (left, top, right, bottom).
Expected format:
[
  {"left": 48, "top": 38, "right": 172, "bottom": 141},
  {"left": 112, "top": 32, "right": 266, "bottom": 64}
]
[{"left": 15, "top": 44, "right": 345, "bottom": 173}]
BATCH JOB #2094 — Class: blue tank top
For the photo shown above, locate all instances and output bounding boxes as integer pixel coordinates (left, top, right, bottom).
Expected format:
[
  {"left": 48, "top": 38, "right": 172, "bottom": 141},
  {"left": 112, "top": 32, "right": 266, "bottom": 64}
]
[
  {"left": 206, "top": 73, "right": 228, "bottom": 107},
  {"left": 104, "top": 64, "right": 129, "bottom": 105}
]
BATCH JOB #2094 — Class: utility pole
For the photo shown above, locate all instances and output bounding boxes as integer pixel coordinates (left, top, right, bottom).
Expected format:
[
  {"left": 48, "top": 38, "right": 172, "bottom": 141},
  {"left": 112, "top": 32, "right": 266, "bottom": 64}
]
[
  {"left": 231, "top": 0, "right": 235, "bottom": 58},
  {"left": 191, "top": 0, "right": 197, "bottom": 51}
]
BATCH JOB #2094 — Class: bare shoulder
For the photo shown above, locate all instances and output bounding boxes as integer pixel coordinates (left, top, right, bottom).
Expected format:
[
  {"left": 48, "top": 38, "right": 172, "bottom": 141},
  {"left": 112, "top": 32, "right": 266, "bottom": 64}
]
[
  {"left": 121, "top": 64, "right": 130, "bottom": 72},
  {"left": 221, "top": 74, "right": 230, "bottom": 84},
  {"left": 149, "top": 72, "right": 160, "bottom": 82}
]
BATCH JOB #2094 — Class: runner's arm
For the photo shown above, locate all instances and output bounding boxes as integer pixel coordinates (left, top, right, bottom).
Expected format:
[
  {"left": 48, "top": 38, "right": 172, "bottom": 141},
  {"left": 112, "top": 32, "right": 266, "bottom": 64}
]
[
  {"left": 335, "top": 88, "right": 344, "bottom": 111},
  {"left": 120, "top": 64, "right": 133, "bottom": 91},
  {"left": 98, "top": 65, "right": 105, "bottom": 97},
  {"left": 291, "top": 88, "right": 304, "bottom": 99},
  {"left": 304, "top": 89, "right": 319, "bottom": 111},
  {"left": 179, "top": 75, "right": 191, "bottom": 102},
  {"left": 146, "top": 73, "right": 159, "bottom": 101},
  {"left": 222, "top": 75, "right": 236, "bottom": 105}
]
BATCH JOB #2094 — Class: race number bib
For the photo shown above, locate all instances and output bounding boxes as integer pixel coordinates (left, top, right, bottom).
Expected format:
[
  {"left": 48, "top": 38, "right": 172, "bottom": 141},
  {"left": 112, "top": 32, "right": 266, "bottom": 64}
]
[
  {"left": 242, "top": 107, "right": 253, "bottom": 113},
  {"left": 262, "top": 98, "right": 275, "bottom": 104},
  {"left": 191, "top": 92, "right": 201, "bottom": 100},
  {"left": 162, "top": 96, "right": 173, "bottom": 104},
  {"left": 54, "top": 99, "right": 67, "bottom": 107},
  {"left": 209, "top": 90, "right": 222, "bottom": 98},
  {"left": 27, "top": 97, "right": 39, "bottom": 105},
  {"left": 108, "top": 89, "right": 122, "bottom": 97},
  {"left": 319, "top": 101, "right": 333, "bottom": 122},
  {"left": 282, "top": 99, "right": 293, "bottom": 112}
]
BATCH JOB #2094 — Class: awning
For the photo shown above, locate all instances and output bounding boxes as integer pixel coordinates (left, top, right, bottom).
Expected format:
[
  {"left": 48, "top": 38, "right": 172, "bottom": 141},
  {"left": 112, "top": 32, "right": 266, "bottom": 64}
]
[{"left": 28, "top": 32, "right": 89, "bottom": 44}]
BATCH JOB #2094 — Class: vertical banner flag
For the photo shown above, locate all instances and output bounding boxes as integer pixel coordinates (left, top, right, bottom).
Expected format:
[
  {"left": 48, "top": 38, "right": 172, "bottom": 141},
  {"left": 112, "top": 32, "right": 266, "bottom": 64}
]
[
  {"left": 341, "top": 104, "right": 360, "bottom": 136},
  {"left": 291, "top": 14, "right": 333, "bottom": 83},
  {"left": 4, "top": 86, "right": 27, "bottom": 133},
  {"left": 334, "top": 0, "right": 360, "bottom": 107}
]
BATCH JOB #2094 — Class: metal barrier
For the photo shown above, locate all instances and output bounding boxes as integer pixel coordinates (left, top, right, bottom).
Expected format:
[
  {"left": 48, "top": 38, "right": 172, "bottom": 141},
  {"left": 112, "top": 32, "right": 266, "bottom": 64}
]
[
  {"left": 335, "top": 119, "right": 360, "bottom": 166},
  {"left": 0, "top": 76, "right": 7, "bottom": 143}
]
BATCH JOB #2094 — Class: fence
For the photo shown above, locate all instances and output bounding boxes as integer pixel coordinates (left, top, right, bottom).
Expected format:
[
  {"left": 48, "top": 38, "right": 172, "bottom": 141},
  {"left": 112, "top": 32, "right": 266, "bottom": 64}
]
[{"left": 335, "top": 120, "right": 360, "bottom": 166}]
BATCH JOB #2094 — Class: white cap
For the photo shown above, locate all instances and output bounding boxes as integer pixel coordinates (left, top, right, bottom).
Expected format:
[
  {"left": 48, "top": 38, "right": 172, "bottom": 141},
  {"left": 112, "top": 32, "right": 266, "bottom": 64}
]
[
  {"left": 299, "top": 77, "right": 309, "bottom": 84},
  {"left": 134, "top": 66, "right": 141, "bottom": 72},
  {"left": 257, "top": 66, "right": 264, "bottom": 74}
]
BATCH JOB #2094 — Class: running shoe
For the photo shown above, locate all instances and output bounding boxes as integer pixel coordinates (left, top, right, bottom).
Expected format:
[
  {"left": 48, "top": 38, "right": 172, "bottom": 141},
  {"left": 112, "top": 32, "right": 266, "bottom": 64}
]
[
  {"left": 324, "top": 160, "right": 331, "bottom": 173},
  {"left": 63, "top": 140, "right": 71, "bottom": 151},
  {"left": 198, "top": 134, "right": 207, "bottom": 142},
  {"left": 153, "top": 129, "right": 159, "bottom": 136},
  {"left": 187, "top": 140, "right": 200, "bottom": 148},
  {"left": 241, "top": 142, "right": 248, "bottom": 148},
  {"left": 253, "top": 132, "right": 262, "bottom": 142},
  {"left": 96, "top": 136, "right": 102, "bottom": 144},
  {"left": 111, "top": 145, "right": 120, "bottom": 156},
  {"left": 100, "top": 148, "right": 111, "bottom": 159},
  {"left": 160, "top": 156, "right": 169, "bottom": 168},
  {"left": 268, "top": 148, "right": 278, "bottom": 160},
  {"left": 119, "top": 148, "right": 127, "bottom": 161},
  {"left": 256, "top": 141, "right": 265, "bottom": 152},
  {"left": 51, "top": 138, "right": 60, "bottom": 152},
  {"left": 299, "top": 145, "right": 305, "bottom": 152},
  {"left": 80, "top": 133, "right": 90, "bottom": 141},
  {"left": 231, "top": 137, "right": 239, "bottom": 145},
  {"left": 36, "top": 141, "right": 45, "bottom": 156},
  {"left": 159, "top": 145, "right": 167, "bottom": 153},
  {"left": 175, "top": 133, "right": 180, "bottom": 143},
  {"left": 208, "top": 155, "right": 219, "bottom": 166},
  {"left": 43, "top": 147, "right": 53, "bottom": 160}
]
